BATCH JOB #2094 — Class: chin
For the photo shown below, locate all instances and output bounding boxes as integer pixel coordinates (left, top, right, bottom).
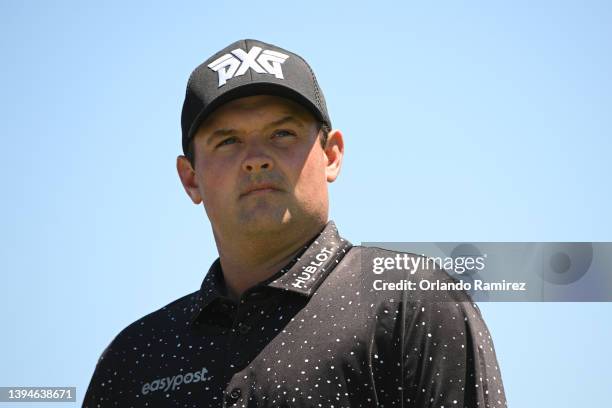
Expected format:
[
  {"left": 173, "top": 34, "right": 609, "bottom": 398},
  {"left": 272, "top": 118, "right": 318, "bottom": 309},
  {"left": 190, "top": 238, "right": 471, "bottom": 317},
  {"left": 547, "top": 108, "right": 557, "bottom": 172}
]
[
  {"left": 239, "top": 207, "right": 326, "bottom": 237},
  {"left": 236, "top": 209, "right": 291, "bottom": 233}
]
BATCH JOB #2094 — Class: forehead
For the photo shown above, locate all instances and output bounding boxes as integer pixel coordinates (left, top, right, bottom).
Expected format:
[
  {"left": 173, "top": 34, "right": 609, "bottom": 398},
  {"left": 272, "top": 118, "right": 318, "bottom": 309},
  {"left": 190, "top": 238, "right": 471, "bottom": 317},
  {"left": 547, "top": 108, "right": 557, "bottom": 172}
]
[{"left": 197, "top": 95, "right": 317, "bottom": 133}]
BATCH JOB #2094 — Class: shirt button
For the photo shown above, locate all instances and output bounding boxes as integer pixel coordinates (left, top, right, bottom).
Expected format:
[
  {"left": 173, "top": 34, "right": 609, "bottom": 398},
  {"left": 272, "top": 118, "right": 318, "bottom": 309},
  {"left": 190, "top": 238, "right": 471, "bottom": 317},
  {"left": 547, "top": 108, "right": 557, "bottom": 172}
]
[
  {"left": 226, "top": 388, "right": 242, "bottom": 404},
  {"left": 238, "top": 323, "right": 251, "bottom": 335},
  {"left": 248, "top": 291, "right": 265, "bottom": 299}
]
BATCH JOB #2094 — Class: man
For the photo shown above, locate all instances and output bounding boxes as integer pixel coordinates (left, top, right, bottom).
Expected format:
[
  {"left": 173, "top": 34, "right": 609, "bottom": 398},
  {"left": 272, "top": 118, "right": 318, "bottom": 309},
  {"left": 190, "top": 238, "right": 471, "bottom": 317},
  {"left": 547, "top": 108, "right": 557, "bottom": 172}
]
[{"left": 84, "top": 39, "right": 507, "bottom": 408}]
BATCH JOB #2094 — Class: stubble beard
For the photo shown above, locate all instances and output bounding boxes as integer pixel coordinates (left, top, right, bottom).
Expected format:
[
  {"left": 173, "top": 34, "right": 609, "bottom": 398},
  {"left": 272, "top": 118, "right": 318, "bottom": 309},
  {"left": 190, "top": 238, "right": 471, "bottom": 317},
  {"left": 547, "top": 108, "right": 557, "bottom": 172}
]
[{"left": 235, "top": 193, "right": 295, "bottom": 236}]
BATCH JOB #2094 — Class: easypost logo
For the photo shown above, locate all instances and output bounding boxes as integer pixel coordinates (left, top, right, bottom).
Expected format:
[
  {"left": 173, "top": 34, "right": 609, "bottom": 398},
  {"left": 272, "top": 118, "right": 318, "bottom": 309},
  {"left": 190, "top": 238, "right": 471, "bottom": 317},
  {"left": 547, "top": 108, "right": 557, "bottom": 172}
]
[
  {"left": 208, "top": 46, "right": 290, "bottom": 87},
  {"left": 141, "top": 367, "right": 212, "bottom": 396}
]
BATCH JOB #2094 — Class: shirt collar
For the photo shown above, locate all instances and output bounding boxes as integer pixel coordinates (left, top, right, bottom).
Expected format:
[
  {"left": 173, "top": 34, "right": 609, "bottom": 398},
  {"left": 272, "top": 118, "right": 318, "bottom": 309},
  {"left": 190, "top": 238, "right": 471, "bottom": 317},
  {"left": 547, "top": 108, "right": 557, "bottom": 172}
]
[{"left": 190, "top": 220, "right": 352, "bottom": 324}]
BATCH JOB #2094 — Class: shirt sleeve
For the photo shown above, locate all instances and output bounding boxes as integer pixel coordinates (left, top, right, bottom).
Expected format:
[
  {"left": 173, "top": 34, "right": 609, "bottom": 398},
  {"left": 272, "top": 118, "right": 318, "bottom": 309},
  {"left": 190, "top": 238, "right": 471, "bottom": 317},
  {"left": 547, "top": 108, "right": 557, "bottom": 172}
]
[
  {"left": 82, "top": 336, "right": 121, "bottom": 407},
  {"left": 401, "top": 298, "right": 507, "bottom": 408}
]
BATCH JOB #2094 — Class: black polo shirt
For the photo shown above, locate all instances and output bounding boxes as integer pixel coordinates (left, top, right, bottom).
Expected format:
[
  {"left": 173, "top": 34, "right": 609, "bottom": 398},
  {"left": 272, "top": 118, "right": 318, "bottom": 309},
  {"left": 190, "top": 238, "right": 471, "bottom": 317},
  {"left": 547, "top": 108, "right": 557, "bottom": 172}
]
[{"left": 84, "top": 221, "right": 507, "bottom": 408}]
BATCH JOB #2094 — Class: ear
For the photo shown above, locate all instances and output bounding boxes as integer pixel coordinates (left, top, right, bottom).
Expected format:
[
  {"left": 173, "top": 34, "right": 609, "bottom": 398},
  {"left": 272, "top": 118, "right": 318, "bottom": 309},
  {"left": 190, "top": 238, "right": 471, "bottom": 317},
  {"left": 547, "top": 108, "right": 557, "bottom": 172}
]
[
  {"left": 176, "top": 155, "right": 203, "bottom": 204},
  {"left": 323, "top": 129, "right": 345, "bottom": 183}
]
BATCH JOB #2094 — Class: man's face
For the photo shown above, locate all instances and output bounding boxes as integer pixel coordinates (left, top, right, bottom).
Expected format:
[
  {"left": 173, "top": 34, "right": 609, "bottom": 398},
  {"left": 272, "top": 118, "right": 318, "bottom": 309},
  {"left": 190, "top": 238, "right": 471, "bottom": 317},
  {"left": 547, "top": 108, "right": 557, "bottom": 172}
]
[{"left": 177, "top": 95, "right": 343, "bottom": 237}]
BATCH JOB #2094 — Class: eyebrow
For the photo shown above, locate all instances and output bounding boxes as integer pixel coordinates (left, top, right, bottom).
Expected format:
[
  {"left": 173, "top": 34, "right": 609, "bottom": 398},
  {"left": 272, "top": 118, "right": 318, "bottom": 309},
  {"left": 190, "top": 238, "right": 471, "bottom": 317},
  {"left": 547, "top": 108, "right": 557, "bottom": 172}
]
[
  {"left": 205, "top": 115, "right": 305, "bottom": 146},
  {"left": 268, "top": 115, "right": 305, "bottom": 129}
]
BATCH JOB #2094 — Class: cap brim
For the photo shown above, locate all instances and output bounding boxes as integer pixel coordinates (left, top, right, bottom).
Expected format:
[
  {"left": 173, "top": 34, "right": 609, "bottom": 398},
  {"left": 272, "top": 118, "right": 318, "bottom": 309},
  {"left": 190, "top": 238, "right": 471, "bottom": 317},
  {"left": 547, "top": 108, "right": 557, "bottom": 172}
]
[{"left": 186, "top": 81, "right": 330, "bottom": 144}]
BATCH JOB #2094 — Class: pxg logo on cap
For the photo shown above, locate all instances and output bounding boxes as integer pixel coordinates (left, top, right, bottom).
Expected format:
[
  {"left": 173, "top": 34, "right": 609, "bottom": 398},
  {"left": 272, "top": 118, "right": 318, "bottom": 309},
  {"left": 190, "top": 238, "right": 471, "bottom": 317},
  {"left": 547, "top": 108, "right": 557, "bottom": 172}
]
[
  {"left": 208, "top": 46, "right": 290, "bottom": 87},
  {"left": 180, "top": 39, "right": 332, "bottom": 156}
]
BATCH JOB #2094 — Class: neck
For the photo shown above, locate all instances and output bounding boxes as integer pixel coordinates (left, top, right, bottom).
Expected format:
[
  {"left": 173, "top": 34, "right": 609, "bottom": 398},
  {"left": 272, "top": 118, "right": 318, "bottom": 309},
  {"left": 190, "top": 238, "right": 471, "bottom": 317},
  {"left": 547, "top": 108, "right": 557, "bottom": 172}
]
[{"left": 214, "top": 221, "right": 326, "bottom": 301}]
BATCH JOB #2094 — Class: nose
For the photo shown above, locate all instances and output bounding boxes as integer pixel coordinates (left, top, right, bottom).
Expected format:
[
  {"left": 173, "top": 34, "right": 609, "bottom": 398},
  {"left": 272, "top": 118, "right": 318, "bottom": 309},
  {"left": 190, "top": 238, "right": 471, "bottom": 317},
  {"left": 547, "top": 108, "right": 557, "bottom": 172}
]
[{"left": 242, "top": 153, "right": 274, "bottom": 173}]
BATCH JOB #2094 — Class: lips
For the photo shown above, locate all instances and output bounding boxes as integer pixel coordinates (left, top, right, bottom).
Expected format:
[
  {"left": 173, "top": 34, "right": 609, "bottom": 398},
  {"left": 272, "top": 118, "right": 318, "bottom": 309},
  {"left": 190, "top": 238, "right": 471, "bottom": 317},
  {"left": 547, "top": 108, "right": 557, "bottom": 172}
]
[{"left": 240, "top": 183, "right": 282, "bottom": 198}]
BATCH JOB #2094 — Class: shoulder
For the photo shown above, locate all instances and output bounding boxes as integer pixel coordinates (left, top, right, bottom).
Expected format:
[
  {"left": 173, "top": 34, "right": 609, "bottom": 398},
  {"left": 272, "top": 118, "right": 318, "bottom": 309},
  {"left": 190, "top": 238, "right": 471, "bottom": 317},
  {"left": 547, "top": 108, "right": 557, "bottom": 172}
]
[
  {"left": 84, "top": 290, "right": 202, "bottom": 405},
  {"left": 95, "top": 289, "right": 201, "bottom": 366},
  {"left": 333, "top": 245, "right": 491, "bottom": 349},
  {"left": 342, "top": 245, "right": 470, "bottom": 300}
]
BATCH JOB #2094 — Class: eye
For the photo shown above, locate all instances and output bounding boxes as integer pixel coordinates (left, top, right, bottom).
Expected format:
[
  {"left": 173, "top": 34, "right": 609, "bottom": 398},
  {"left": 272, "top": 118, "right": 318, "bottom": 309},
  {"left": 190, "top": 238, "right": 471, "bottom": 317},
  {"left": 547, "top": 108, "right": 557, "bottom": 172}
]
[
  {"left": 215, "top": 136, "right": 238, "bottom": 148},
  {"left": 272, "top": 130, "right": 296, "bottom": 139}
]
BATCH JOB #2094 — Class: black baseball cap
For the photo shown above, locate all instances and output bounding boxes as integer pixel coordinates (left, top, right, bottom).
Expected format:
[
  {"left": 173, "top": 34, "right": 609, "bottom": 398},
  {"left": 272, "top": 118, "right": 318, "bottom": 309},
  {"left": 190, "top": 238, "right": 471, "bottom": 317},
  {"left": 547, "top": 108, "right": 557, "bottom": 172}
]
[{"left": 180, "top": 39, "right": 332, "bottom": 155}]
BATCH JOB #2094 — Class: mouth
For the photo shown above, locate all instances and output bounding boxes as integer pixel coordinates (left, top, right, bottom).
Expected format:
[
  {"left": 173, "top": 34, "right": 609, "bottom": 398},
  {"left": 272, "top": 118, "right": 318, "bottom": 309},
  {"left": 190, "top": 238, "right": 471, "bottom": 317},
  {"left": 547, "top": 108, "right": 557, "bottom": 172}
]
[{"left": 240, "top": 184, "right": 283, "bottom": 198}]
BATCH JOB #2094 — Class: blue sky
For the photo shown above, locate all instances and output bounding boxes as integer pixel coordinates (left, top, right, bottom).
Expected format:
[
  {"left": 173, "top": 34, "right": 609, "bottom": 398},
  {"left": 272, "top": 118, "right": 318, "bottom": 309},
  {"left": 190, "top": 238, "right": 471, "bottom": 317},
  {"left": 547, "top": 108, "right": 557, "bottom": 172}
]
[{"left": 1, "top": 1, "right": 611, "bottom": 406}]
